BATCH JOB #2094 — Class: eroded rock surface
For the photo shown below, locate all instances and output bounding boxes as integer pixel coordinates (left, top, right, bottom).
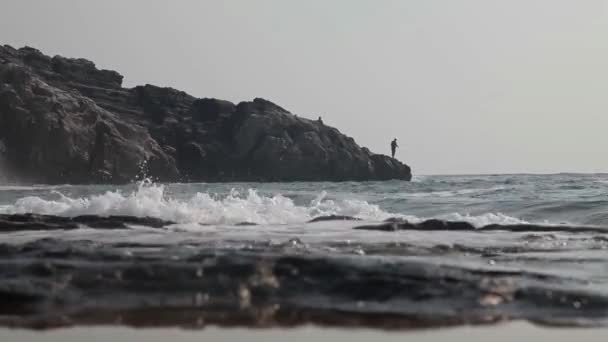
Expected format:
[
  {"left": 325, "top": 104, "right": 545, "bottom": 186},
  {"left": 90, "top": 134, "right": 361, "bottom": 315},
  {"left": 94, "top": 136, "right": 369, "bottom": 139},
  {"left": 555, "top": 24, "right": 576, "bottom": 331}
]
[{"left": 0, "top": 45, "right": 412, "bottom": 183}]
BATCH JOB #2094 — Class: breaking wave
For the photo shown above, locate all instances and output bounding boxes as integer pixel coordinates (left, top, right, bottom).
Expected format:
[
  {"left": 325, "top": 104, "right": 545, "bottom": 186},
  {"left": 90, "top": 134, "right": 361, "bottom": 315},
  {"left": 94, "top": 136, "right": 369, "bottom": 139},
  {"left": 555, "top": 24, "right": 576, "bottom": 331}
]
[
  {"left": 0, "top": 180, "right": 528, "bottom": 227},
  {"left": 0, "top": 180, "right": 390, "bottom": 225}
]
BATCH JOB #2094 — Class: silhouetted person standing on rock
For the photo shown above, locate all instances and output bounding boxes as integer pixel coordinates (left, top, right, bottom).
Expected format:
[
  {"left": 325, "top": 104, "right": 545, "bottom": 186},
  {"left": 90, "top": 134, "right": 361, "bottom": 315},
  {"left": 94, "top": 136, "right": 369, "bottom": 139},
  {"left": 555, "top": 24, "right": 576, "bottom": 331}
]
[{"left": 391, "top": 138, "right": 398, "bottom": 159}]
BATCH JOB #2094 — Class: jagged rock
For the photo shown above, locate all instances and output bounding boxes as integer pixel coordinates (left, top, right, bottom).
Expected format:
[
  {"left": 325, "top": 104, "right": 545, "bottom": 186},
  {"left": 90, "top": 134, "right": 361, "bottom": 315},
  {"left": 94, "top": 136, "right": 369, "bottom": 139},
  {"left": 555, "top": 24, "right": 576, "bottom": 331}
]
[{"left": 0, "top": 45, "right": 412, "bottom": 183}]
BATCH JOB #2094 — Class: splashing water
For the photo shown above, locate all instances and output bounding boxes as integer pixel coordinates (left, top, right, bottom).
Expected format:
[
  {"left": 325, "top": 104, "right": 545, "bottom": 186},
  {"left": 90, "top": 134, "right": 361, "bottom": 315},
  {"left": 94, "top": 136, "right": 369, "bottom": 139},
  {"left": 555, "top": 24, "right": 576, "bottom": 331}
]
[
  {"left": 0, "top": 180, "right": 397, "bottom": 225},
  {"left": 0, "top": 179, "right": 531, "bottom": 227},
  {"left": 0, "top": 176, "right": 607, "bottom": 331}
]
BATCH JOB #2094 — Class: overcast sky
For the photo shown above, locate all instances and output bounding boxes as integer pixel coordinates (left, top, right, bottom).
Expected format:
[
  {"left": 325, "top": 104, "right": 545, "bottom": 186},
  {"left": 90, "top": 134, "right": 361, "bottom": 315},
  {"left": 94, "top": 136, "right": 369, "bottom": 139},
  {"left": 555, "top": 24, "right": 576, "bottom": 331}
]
[{"left": 1, "top": 0, "right": 607, "bottom": 174}]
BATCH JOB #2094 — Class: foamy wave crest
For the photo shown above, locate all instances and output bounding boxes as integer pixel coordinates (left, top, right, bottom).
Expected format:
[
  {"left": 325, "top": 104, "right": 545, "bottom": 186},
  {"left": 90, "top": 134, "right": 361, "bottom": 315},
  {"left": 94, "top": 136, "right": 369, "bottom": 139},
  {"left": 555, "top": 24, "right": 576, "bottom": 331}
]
[
  {"left": 0, "top": 181, "right": 531, "bottom": 227},
  {"left": 436, "top": 212, "right": 529, "bottom": 227},
  {"left": 0, "top": 181, "right": 395, "bottom": 225},
  {"left": 380, "top": 212, "right": 528, "bottom": 228}
]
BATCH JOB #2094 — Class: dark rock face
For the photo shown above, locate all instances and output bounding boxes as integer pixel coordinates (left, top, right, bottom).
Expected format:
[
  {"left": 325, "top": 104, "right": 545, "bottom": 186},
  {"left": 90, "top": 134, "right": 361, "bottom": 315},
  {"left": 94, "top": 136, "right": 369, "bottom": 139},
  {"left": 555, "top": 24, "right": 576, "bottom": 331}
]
[{"left": 0, "top": 45, "right": 412, "bottom": 183}]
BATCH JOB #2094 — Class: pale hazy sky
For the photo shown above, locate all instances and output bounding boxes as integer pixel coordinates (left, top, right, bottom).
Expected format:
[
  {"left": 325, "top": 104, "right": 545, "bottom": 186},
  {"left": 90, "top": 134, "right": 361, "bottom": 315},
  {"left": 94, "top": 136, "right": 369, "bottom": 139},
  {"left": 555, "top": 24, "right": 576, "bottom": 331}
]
[{"left": 1, "top": 0, "right": 607, "bottom": 174}]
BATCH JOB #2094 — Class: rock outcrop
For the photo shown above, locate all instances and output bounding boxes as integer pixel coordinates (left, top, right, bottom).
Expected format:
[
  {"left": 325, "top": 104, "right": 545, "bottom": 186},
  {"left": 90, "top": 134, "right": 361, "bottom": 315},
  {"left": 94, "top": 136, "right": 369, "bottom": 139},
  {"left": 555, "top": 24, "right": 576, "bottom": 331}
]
[{"left": 0, "top": 45, "right": 412, "bottom": 183}]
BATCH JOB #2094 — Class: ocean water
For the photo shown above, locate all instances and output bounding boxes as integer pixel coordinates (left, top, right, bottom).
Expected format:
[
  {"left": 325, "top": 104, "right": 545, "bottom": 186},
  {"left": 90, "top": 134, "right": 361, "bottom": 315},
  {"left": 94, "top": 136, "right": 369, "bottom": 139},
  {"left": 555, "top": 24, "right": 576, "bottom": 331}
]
[{"left": 1, "top": 174, "right": 608, "bottom": 329}]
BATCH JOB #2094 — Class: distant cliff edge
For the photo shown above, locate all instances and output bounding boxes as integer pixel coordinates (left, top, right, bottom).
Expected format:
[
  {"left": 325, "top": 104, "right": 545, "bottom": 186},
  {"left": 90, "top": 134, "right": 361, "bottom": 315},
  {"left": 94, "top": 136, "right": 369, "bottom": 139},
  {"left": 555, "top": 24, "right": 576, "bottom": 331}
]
[{"left": 0, "top": 45, "right": 411, "bottom": 184}]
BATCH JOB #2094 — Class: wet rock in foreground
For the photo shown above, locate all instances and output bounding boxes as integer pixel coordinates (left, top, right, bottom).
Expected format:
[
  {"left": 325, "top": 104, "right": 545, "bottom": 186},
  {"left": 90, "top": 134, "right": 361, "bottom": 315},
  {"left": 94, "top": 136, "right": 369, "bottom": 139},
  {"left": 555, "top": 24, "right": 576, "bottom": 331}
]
[
  {"left": 0, "top": 240, "right": 607, "bottom": 330},
  {"left": 308, "top": 215, "right": 362, "bottom": 223},
  {"left": 355, "top": 219, "right": 608, "bottom": 234},
  {"left": 0, "top": 214, "right": 174, "bottom": 231}
]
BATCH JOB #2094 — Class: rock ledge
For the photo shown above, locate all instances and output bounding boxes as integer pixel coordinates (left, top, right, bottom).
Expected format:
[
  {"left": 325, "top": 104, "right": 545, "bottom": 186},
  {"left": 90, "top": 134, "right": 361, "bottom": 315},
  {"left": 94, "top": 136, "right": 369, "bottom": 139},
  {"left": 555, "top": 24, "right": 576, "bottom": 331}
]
[{"left": 0, "top": 45, "right": 412, "bottom": 183}]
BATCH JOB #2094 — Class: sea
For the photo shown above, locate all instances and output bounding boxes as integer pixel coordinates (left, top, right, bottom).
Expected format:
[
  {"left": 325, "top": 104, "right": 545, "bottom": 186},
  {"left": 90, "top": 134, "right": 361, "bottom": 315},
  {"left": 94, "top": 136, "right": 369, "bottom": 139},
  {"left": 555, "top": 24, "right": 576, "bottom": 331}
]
[{"left": 1, "top": 174, "right": 608, "bottom": 330}]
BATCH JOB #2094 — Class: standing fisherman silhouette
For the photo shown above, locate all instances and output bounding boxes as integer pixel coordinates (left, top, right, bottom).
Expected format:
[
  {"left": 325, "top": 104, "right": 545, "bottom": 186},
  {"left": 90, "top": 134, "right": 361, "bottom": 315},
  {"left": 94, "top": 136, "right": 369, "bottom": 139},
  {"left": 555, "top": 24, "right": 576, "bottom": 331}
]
[{"left": 391, "top": 138, "right": 398, "bottom": 159}]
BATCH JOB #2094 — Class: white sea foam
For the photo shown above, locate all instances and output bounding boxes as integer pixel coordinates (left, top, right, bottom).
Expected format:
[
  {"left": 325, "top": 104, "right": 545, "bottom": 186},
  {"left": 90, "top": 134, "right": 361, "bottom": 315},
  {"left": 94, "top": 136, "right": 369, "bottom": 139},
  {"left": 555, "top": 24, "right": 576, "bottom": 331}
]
[
  {"left": 410, "top": 175, "right": 429, "bottom": 183},
  {"left": 0, "top": 181, "right": 394, "bottom": 225},
  {"left": 0, "top": 181, "right": 529, "bottom": 228},
  {"left": 436, "top": 212, "right": 528, "bottom": 227}
]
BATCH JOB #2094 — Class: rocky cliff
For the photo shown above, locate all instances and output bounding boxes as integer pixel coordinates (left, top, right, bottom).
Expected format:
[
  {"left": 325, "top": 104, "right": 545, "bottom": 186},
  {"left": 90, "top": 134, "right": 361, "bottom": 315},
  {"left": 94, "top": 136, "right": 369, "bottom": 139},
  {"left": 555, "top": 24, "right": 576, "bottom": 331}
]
[{"left": 0, "top": 45, "right": 411, "bottom": 183}]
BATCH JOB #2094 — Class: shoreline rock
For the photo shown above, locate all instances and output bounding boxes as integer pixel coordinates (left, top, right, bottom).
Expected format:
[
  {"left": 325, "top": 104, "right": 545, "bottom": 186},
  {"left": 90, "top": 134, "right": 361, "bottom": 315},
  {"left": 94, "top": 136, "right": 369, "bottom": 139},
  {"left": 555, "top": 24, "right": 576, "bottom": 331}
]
[{"left": 0, "top": 45, "right": 412, "bottom": 184}]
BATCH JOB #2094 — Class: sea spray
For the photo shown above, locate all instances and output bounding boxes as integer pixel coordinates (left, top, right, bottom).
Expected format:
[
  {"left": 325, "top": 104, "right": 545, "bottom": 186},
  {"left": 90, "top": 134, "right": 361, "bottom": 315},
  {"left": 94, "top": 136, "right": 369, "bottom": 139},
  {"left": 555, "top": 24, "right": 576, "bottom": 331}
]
[
  {"left": 0, "top": 179, "right": 528, "bottom": 227},
  {"left": 0, "top": 179, "right": 393, "bottom": 224},
  {"left": 1, "top": 175, "right": 607, "bottom": 330}
]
